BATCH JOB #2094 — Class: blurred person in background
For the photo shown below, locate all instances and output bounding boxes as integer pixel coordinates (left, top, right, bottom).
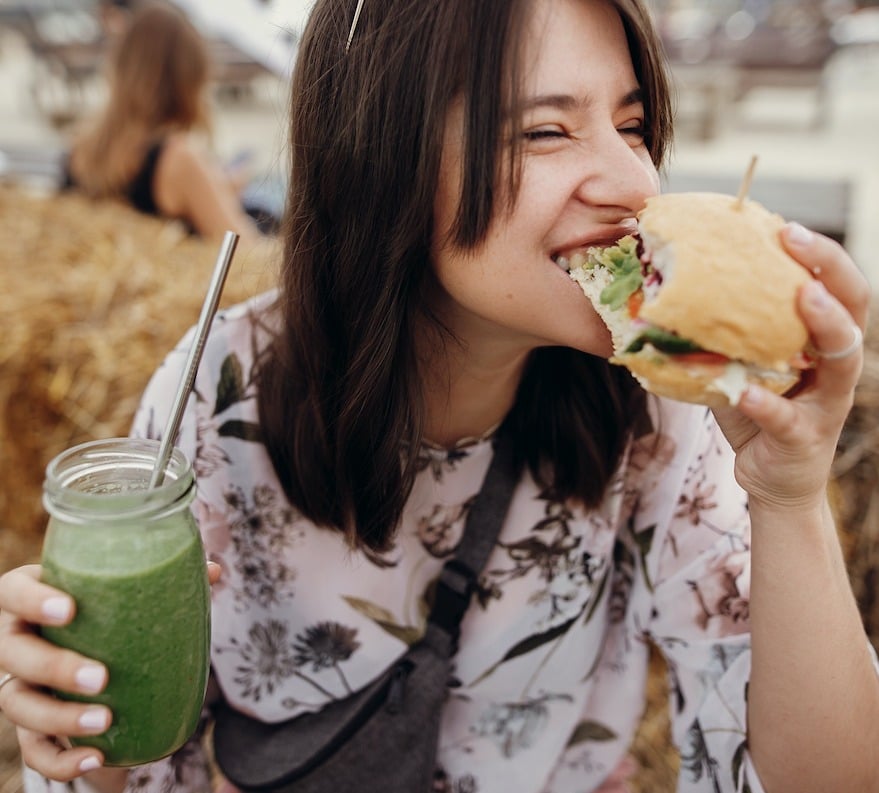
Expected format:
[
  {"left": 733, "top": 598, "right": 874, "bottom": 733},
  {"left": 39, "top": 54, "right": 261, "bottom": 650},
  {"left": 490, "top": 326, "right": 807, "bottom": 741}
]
[{"left": 62, "top": 1, "right": 266, "bottom": 242}]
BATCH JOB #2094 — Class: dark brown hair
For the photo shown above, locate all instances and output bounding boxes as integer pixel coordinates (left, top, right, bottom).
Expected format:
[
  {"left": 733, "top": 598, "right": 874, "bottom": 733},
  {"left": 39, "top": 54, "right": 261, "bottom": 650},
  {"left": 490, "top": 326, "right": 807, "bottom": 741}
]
[{"left": 258, "top": 0, "right": 673, "bottom": 551}]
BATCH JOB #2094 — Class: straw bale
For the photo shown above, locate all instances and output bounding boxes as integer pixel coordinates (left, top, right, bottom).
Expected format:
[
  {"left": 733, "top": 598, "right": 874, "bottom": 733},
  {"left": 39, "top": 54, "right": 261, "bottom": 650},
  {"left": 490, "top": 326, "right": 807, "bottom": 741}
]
[
  {"left": 0, "top": 184, "right": 279, "bottom": 557},
  {"left": 829, "top": 316, "right": 879, "bottom": 644},
  {"left": 0, "top": 181, "right": 877, "bottom": 792}
]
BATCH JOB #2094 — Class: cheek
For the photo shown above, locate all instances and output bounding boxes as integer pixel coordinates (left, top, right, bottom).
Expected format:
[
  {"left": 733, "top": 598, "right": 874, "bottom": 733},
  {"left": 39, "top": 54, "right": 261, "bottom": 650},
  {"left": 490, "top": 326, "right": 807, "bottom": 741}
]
[{"left": 645, "top": 155, "right": 661, "bottom": 193}]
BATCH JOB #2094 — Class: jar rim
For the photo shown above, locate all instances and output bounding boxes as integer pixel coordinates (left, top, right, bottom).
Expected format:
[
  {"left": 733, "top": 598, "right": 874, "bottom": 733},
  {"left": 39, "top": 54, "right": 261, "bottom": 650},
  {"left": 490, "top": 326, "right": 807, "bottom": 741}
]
[{"left": 43, "top": 438, "right": 195, "bottom": 523}]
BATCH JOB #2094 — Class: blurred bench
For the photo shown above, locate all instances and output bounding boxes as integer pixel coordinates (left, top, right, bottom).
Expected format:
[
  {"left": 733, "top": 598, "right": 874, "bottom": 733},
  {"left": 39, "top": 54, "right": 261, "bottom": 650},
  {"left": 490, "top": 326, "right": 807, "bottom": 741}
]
[
  {"left": 661, "top": 7, "right": 841, "bottom": 138},
  {"left": 722, "top": 21, "right": 838, "bottom": 127},
  {"left": 207, "top": 36, "right": 273, "bottom": 100},
  {"left": 661, "top": 172, "right": 851, "bottom": 245},
  {"left": 0, "top": 0, "right": 105, "bottom": 125},
  {"left": 0, "top": 1, "right": 275, "bottom": 124}
]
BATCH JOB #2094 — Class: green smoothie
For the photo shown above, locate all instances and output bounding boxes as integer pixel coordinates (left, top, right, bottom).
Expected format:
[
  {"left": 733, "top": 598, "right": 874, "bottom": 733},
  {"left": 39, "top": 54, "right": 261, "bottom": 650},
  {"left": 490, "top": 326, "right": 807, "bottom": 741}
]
[{"left": 40, "top": 439, "right": 210, "bottom": 767}]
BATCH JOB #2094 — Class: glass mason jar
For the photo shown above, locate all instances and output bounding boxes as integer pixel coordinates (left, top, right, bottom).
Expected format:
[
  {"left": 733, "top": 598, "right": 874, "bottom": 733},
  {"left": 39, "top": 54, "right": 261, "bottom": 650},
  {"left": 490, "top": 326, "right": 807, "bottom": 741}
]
[{"left": 40, "top": 438, "right": 211, "bottom": 767}]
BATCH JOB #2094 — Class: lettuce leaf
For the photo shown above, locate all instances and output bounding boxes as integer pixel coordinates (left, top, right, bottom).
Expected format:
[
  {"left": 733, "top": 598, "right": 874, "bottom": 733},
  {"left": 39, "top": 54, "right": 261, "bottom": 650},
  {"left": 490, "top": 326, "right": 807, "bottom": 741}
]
[
  {"left": 588, "top": 235, "right": 643, "bottom": 311},
  {"left": 624, "top": 326, "right": 702, "bottom": 355}
]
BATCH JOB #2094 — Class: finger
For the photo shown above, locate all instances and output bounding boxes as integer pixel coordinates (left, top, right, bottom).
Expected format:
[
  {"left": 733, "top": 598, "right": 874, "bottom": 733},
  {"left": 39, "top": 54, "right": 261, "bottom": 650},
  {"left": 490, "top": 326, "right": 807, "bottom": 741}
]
[
  {"left": 0, "top": 631, "right": 107, "bottom": 696},
  {"left": 1, "top": 677, "right": 111, "bottom": 738},
  {"left": 711, "top": 402, "right": 759, "bottom": 453},
  {"left": 737, "top": 385, "right": 804, "bottom": 447},
  {"left": 799, "top": 281, "right": 863, "bottom": 398},
  {"left": 781, "top": 223, "right": 871, "bottom": 327},
  {"left": 18, "top": 727, "right": 104, "bottom": 781},
  {"left": 0, "top": 565, "right": 75, "bottom": 627}
]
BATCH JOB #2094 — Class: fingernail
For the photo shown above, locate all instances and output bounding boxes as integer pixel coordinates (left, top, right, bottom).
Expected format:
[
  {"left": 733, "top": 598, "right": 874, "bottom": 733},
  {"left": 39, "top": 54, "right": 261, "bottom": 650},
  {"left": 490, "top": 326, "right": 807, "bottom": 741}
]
[
  {"left": 42, "top": 596, "right": 73, "bottom": 624},
  {"left": 806, "top": 280, "right": 830, "bottom": 310},
  {"left": 79, "top": 756, "right": 102, "bottom": 772},
  {"left": 75, "top": 665, "right": 107, "bottom": 694},
  {"left": 786, "top": 222, "right": 814, "bottom": 246},
  {"left": 78, "top": 708, "right": 110, "bottom": 732}
]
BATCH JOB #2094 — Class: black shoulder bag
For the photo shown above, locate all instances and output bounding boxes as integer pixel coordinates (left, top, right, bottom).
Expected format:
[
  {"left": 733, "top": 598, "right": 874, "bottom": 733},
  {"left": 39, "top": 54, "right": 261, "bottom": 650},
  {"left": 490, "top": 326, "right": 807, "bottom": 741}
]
[{"left": 213, "top": 429, "right": 520, "bottom": 792}]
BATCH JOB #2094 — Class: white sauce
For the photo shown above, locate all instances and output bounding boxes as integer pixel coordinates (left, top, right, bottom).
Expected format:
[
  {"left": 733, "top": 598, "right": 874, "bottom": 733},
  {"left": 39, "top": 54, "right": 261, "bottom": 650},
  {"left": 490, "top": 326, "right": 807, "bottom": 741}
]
[{"left": 712, "top": 362, "right": 749, "bottom": 404}]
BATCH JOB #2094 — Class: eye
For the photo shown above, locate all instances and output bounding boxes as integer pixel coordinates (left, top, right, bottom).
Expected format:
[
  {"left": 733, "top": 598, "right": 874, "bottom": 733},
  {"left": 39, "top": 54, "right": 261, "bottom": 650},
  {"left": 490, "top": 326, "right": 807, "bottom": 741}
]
[
  {"left": 522, "top": 126, "right": 567, "bottom": 142},
  {"left": 618, "top": 122, "right": 646, "bottom": 145}
]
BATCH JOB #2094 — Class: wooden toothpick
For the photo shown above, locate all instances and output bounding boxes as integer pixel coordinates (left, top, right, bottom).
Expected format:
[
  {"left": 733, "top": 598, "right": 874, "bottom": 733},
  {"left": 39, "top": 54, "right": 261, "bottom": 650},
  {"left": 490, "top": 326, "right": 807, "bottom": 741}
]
[{"left": 735, "top": 155, "right": 758, "bottom": 209}]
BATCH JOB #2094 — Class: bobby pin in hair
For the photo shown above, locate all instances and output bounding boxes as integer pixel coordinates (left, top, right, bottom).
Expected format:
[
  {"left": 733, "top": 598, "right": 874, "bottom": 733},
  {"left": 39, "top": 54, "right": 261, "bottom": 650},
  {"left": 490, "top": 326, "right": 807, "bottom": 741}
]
[{"left": 345, "top": 0, "right": 366, "bottom": 52}]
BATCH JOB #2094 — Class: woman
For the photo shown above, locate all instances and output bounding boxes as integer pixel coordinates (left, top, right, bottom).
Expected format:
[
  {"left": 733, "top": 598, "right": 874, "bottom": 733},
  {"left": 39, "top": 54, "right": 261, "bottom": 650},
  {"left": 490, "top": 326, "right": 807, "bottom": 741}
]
[
  {"left": 1, "top": 0, "right": 876, "bottom": 791},
  {"left": 63, "top": 1, "right": 262, "bottom": 241}
]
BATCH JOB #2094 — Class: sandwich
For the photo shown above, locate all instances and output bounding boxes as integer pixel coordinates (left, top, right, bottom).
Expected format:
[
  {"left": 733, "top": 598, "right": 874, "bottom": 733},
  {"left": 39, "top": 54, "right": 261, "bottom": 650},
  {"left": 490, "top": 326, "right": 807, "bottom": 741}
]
[{"left": 568, "top": 192, "right": 814, "bottom": 407}]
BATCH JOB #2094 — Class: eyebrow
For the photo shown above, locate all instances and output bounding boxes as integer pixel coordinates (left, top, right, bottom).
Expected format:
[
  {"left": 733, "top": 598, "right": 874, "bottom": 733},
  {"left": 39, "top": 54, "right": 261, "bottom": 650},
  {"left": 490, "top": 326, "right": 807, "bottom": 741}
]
[{"left": 518, "top": 87, "right": 644, "bottom": 114}]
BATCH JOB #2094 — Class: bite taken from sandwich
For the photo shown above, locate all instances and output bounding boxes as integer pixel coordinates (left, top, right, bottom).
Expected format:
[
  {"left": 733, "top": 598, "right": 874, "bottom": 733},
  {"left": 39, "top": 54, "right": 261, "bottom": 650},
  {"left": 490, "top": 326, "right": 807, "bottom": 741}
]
[{"left": 567, "top": 190, "right": 815, "bottom": 407}]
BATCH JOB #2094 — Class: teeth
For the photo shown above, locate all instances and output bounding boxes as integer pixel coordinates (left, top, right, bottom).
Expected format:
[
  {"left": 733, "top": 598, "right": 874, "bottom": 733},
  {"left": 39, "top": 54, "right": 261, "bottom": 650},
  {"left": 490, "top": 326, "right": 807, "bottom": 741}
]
[{"left": 553, "top": 251, "right": 590, "bottom": 273}]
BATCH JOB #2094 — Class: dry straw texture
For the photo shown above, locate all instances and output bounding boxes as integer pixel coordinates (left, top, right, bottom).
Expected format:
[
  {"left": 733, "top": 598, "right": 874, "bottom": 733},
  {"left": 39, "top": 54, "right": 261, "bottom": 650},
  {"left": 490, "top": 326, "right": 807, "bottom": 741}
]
[
  {"left": 0, "top": 185, "right": 279, "bottom": 568},
  {"left": 1, "top": 185, "right": 877, "bottom": 792}
]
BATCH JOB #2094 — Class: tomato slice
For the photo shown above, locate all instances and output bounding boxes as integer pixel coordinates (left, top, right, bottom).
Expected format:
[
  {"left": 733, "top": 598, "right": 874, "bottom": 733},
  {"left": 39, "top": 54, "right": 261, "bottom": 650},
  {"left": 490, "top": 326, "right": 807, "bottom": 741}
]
[
  {"left": 672, "top": 351, "right": 730, "bottom": 366},
  {"left": 627, "top": 289, "right": 644, "bottom": 318}
]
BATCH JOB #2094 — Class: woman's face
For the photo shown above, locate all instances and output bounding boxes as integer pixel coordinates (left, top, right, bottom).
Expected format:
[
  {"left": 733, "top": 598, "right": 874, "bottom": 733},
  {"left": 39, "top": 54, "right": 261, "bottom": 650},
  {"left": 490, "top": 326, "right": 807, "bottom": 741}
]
[{"left": 431, "top": 0, "right": 660, "bottom": 359}]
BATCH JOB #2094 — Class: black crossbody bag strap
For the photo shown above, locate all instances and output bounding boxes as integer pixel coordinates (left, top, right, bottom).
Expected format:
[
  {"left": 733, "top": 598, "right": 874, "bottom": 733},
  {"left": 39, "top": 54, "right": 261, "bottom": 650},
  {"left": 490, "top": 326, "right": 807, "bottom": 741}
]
[
  {"left": 212, "top": 426, "right": 520, "bottom": 792},
  {"left": 428, "top": 426, "right": 519, "bottom": 648}
]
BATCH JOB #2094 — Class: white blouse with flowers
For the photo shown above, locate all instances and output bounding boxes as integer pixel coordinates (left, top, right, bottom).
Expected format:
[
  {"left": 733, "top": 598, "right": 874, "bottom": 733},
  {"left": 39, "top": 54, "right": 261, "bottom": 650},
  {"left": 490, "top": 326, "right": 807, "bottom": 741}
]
[{"left": 26, "top": 291, "right": 770, "bottom": 793}]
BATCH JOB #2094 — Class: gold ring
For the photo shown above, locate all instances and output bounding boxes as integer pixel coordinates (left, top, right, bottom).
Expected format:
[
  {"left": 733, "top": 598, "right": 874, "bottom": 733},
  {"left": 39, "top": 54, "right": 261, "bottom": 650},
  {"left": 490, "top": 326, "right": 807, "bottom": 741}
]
[
  {"left": 819, "top": 324, "right": 864, "bottom": 361},
  {"left": 0, "top": 672, "right": 16, "bottom": 695}
]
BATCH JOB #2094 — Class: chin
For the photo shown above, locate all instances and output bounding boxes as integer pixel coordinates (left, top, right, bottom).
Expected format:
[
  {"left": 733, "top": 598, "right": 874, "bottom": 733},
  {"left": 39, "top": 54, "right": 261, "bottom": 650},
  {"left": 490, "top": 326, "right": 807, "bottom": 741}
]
[{"left": 536, "top": 304, "right": 616, "bottom": 359}]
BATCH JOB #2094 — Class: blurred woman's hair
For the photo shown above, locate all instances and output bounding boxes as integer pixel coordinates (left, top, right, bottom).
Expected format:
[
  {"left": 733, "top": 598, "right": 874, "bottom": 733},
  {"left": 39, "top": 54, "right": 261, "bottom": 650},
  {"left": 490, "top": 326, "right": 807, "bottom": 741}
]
[
  {"left": 71, "top": 1, "right": 211, "bottom": 197},
  {"left": 258, "top": 0, "right": 673, "bottom": 552}
]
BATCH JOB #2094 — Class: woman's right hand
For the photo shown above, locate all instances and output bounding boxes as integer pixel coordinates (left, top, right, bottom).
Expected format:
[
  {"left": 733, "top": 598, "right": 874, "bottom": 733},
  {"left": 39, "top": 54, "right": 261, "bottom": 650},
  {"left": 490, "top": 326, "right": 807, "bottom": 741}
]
[
  {"left": 0, "top": 561, "right": 220, "bottom": 783},
  {"left": 0, "top": 564, "right": 110, "bottom": 780}
]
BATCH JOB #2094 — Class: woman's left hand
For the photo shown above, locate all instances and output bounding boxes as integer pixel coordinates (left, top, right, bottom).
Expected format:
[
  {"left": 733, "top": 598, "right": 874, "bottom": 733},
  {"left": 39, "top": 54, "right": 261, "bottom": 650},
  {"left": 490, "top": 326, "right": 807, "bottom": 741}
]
[{"left": 713, "top": 222, "right": 871, "bottom": 513}]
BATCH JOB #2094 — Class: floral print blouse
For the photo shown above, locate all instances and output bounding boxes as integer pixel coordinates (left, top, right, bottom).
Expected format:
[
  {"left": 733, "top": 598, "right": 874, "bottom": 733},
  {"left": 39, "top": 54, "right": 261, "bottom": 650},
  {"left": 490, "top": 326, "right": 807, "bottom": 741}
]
[{"left": 27, "top": 291, "right": 769, "bottom": 793}]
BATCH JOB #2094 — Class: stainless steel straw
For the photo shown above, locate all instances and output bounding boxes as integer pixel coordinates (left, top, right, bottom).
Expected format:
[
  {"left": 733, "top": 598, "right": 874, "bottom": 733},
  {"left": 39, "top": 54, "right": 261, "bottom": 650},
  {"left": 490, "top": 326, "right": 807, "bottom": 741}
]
[{"left": 149, "top": 230, "right": 239, "bottom": 488}]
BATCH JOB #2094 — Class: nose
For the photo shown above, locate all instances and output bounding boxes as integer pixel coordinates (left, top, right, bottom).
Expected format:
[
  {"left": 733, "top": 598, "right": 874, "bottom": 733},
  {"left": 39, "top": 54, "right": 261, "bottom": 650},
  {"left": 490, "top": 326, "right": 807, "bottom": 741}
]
[{"left": 572, "top": 131, "right": 659, "bottom": 215}]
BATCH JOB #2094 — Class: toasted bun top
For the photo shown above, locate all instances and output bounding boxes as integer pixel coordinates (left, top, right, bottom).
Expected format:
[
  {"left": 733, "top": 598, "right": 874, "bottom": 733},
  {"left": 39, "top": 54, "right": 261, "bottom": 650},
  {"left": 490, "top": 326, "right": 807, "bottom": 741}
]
[{"left": 636, "top": 192, "right": 811, "bottom": 370}]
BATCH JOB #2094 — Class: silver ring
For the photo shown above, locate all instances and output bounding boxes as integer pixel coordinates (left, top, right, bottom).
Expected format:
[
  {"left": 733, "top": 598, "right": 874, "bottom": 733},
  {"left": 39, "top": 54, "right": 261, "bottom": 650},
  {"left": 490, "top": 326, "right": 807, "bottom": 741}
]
[
  {"left": 819, "top": 324, "right": 864, "bottom": 361},
  {"left": 0, "top": 672, "right": 16, "bottom": 694}
]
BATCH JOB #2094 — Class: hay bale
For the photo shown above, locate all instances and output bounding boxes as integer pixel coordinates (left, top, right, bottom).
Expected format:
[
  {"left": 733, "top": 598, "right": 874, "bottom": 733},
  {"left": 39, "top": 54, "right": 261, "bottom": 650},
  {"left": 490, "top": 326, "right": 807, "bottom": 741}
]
[
  {"left": 830, "top": 318, "right": 879, "bottom": 643},
  {"left": 0, "top": 184, "right": 278, "bottom": 556}
]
